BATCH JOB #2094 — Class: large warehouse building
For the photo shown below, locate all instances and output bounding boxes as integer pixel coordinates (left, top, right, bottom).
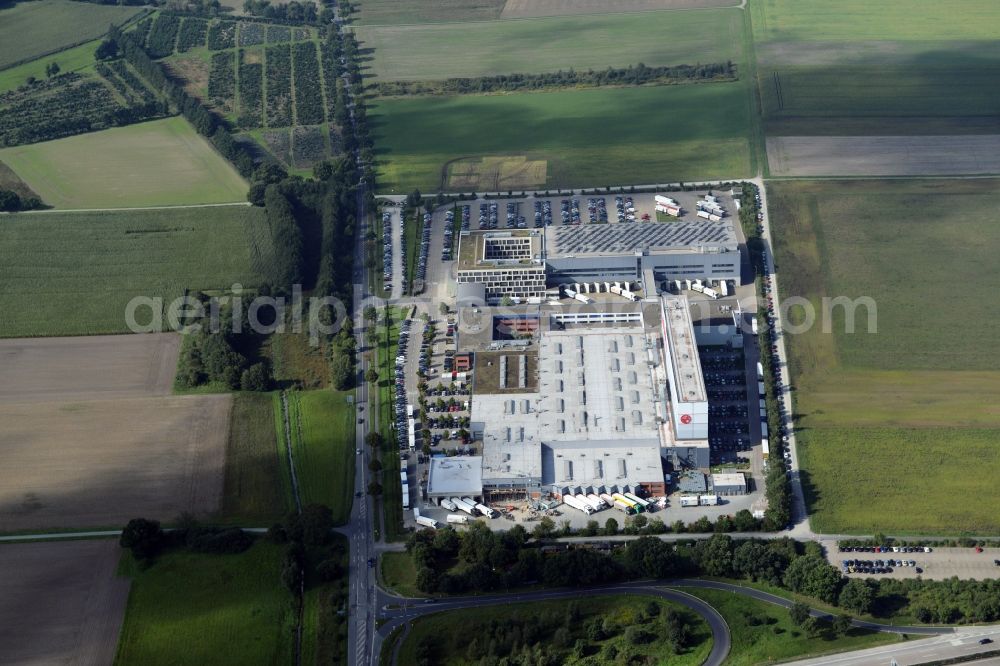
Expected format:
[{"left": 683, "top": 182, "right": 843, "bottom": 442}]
[
  {"left": 457, "top": 221, "right": 740, "bottom": 304},
  {"left": 544, "top": 222, "right": 739, "bottom": 285},
  {"left": 659, "top": 295, "right": 710, "bottom": 469}
]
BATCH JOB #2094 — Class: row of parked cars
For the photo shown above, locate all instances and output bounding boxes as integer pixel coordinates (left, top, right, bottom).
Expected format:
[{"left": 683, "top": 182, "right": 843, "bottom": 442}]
[
  {"left": 394, "top": 320, "right": 412, "bottom": 450},
  {"left": 382, "top": 211, "right": 394, "bottom": 291},
  {"left": 616, "top": 196, "right": 635, "bottom": 222},
  {"left": 842, "top": 558, "right": 921, "bottom": 575},
  {"left": 478, "top": 202, "right": 498, "bottom": 229},
  {"left": 587, "top": 197, "right": 609, "bottom": 223},
  {"left": 534, "top": 199, "right": 552, "bottom": 227},
  {"left": 840, "top": 545, "right": 932, "bottom": 553},
  {"left": 414, "top": 212, "right": 431, "bottom": 285}
]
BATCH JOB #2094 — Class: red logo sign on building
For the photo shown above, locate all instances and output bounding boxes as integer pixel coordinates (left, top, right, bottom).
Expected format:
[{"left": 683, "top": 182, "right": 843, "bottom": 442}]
[{"left": 680, "top": 414, "right": 692, "bottom": 425}]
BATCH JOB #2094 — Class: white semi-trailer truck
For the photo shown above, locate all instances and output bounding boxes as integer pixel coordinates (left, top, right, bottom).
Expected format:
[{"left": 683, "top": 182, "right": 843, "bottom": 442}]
[
  {"left": 446, "top": 514, "right": 470, "bottom": 525},
  {"left": 562, "top": 494, "right": 595, "bottom": 515},
  {"left": 452, "top": 497, "right": 477, "bottom": 515},
  {"left": 475, "top": 503, "right": 498, "bottom": 519}
]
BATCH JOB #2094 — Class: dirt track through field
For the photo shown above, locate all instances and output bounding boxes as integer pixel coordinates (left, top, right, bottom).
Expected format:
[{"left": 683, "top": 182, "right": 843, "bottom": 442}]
[
  {"left": 500, "top": 0, "right": 736, "bottom": 18},
  {"left": 0, "top": 334, "right": 180, "bottom": 405},
  {"left": 768, "top": 135, "right": 1000, "bottom": 176},
  {"left": 0, "top": 394, "right": 229, "bottom": 532},
  {"left": 0, "top": 539, "right": 129, "bottom": 666}
]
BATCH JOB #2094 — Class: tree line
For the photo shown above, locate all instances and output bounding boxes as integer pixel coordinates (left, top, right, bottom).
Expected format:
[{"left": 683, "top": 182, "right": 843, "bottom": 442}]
[
  {"left": 0, "top": 189, "right": 44, "bottom": 212},
  {"left": 375, "top": 62, "right": 738, "bottom": 97},
  {"left": 405, "top": 525, "right": 1000, "bottom": 625}
]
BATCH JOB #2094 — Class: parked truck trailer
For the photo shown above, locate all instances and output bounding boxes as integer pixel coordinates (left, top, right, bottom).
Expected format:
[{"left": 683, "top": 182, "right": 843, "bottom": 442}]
[
  {"left": 446, "top": 514, "right": 470, "bottom": 525},
  {"left": 563, "top": 494, "right": 595, "bottom": 515}
]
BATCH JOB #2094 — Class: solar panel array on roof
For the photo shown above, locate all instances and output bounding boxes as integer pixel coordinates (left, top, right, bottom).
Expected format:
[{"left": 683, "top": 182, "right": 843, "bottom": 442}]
[{"left": 549, "top": 222, "right": 735, "bottom": 256}]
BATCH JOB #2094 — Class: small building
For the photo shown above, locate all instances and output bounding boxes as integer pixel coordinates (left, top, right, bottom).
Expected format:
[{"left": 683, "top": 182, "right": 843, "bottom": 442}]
[
  {"left": 711, "top": 472, "right": 747, "bottom": 496},
  {"left": 676, "top": 471, "right": 707, "bottom": 494},
  {"left": 426, "top": 456, "right": 483, "bottom": 501}
]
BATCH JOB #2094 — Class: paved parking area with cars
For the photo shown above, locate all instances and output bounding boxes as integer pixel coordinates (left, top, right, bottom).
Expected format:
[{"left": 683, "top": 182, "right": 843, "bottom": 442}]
[{"left": 823, "top": 543, "right": 1000, "bottom": 581}]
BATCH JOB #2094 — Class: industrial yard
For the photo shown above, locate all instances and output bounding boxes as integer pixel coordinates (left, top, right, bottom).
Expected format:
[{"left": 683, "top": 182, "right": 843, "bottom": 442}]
[{"left": 380, "top": 186, "right": 775, "bottom": 533}]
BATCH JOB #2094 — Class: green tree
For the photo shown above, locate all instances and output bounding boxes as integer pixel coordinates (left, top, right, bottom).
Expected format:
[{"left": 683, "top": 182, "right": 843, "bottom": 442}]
[
  {"left": 286, "top": 504, "right": 333, "bottom": 545},
  {"left": 366, "top": 431, "right": 383, "bottom": 449},
  {"left": 363, "top": 305, "right": 377, "bottom": 323},
  {"left": 604, "top": 517, "right": 619, "bottom": 535},
  {"left": 330, "top": 352, "right": 353, "bottom": 390},
  {"left": 839, "top": 578, "right": 875, "bottom": 615},
  {"left": 367, "top": 481, "right": 383, "bottom": 496},
  {"left": 119, "top": 518, "right": 163, "bottom": 560},
  {"left": 240, "top": 362, "right": 271, "bottom": 391},
  {"left": 364, "top": 367, "right": 379, "bottom": 384},
  {"left": 789, "top": 601, "right": 811, "bottom": 627},
  {"left": 833, "top": 613, "right": 853, "bottom": 636},
  {"left": 532, "top": 516, "right": 555, "bottom": 540}
]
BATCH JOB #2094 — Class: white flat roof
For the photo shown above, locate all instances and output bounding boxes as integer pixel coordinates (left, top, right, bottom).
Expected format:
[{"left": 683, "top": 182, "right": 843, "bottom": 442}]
[
  {"left": 711, "top": 472, "right": 747, "bottom": 487},
  {"left": 661, "top": 295, "right": 706, "bottom": 404},
  {"left": 544, "top": 439, "right": 664, "bottom": 493},
  {"left": 426, "top": 456, "right": 483, "bottom": 496}
]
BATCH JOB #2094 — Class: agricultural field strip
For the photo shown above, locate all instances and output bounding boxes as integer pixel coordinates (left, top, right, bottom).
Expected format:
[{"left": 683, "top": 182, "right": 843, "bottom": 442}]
[
  {"left": 0, "top": 0, "right": 143, "bottom": 70},
  {"left": 0, "top": 394, "right": 230, "bottom": 532},
  {"left": 355, "top": 9, "right": 743, "bottom": 80},
  {"left": 0, "top": 117, "right": 248, "bottom": 209},
  {"left": 767, "top": 135, "right": 1000, "bottom": 177},
  {"left": 0, "top": 540, "right": 128, "bottom": 666},
  {"left": 0, "top": 334, "right": 180, "bottom": 405},
  {"left": 500, "top": 0, "right": 740, "bottom": 19}
]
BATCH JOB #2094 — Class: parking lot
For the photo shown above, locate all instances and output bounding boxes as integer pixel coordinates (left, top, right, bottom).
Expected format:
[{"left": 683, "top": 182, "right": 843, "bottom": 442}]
[{"left": 823, "top": 543, "right": 1000, "bottom": 581}]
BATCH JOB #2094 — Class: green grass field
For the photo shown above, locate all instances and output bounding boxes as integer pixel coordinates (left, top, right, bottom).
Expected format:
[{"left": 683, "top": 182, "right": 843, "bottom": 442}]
[
  {"left": 751, "top": 0, "right": 1000, "bottom": 42},
  {"left": 398, "top": 596, "right": 711, "bottom": 665},
  {"left": 379, "top": 551, "right": 423, "bottom": 598},
  {"left": 356, "top": 9, "right": 743, "bottom": 80},
  {"left": 751, "top": 2, "right": 1000, "bottom": 139},
  {"left": 0, "top": 0, "right": 142, "bottom": 70},
  {"left": 0, "top": 39, "right": 104, "bottom": 94},
  {"left": 0, "top": 117, "right": 249, "bottom": 209},
  {"left": 374, "top": 84, "right": 752, "bottom": 192},
  {"left": 681, "top": 588, "right": 899, "bottom": 665},
  {"left": 769, "top": 179, "right": 1000, "bottom": 534},
  {"left": 114, "top": 542, "right": 296, "bottom": 665},
  {"left": 0, "top": 205, "right": 273, "bottom": 338},
  {"left": 287, "top": 390, "right": 356, "bottom": 524},
  {"left": 797, "top": 428, "right": 1000, "bottom": 535},
  {"left": 219, "top": 393, "right": 293, "bottom": 524},
  {"left": 355, "top": 0, "right": 507, "bottom": 24}
]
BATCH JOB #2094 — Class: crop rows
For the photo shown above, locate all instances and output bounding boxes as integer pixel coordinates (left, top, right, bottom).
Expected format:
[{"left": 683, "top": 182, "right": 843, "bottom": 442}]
[
  {"left": 319, "top": 37, "right": 343, "bottom": 121},
  {"left": 239, "top": 21, "right": 266, "bottom": 47},
  {"left": 291, "top": 42, "right": 324, "bottom": 126},
  {"left": 147, "top": 14, "right": 181, "bottom": 58},
  {"left": 237, "top": 51, "right": 263, "bottom": 128},
  {"left": 292, "top": 125, "right": 327, "bottom": 169},
  {"left": 0, "top": 76, "right": 125, "bottom": 147},
  {"left": 208, "top": 51, "right": 236, "bottom": 112},
  {"left": 176, "top": 18, "right": 208, "bottom": 52},
  {"left": 207, "top": 20, "right": 236, "bottom": 50},
  {"left": 133, "top": 17, "right": 153, "bottom": 46},
  {"left": 266, "top": 25, "right": 291, "bottom": 44},
  {"left": 95, "top": 63, "right": 142, "bottom": 105},
  {"left": 264, "top": 43, "right": 292, "bottom": 127},
  {"left": 107, "top": 60, "right": 158, "bottom": 104},
  {"left": 262, "top": 128, "right": 291, "bottom": 164}
]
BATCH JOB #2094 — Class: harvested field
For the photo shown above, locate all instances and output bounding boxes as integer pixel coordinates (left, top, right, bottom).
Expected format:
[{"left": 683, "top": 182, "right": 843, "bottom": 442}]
[
  {"left": 0, "top": 159, "right": 41, "bottom": 201},
  {"left": 0, "top": 334, "right": 180, "bottom": 405},
  {"left": 0, "top": 540, "right": 129, "bottom": 666},
  {"left": 0, "top": 394, "right": 230, "bottom": 532},
  {"left": 501, "top": 0, "right": 737, "bottom": 19},
  {"left": 0, "top": 117, "right": 248, "bottom": 209},
  {"left": 767, "top": 135, "right": 1000, "bottom": 177}
]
